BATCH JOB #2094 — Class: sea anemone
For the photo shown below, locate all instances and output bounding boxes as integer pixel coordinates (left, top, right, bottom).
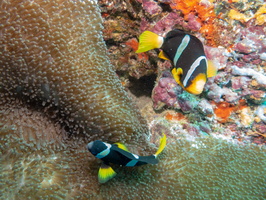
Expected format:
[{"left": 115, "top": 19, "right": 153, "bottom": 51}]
[
  {"left": 0, "top": 0, "right": 151, "bottom": 198},
  {"left": 0, "top": 0, "right": 149, "bottom": 144}
]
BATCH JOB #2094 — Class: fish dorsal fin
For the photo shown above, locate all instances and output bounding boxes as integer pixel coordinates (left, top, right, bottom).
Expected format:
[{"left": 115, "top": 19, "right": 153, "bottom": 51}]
[
  {"left": 171, "top": 67, "right": 183, "bottom": 86},
  {"left": 112, "top": 145, "right": 140, "bottom": 161},
  {"left": 114, "top": 142, "right": 129, "bottom": 152},
  {"left": 136, "top": 31, "right": 164, "bottom": 53},
  {"left": 158, "top": 51, "right": 170, "bottom": 60},
  {"left": 207, "top": 60, "right": 218, "bottom": 78},
  {"left": 185, "top": 73, "right": 206, "bottom": 95},
  {"left": 98, "top": 163, "right": 117, "bottom": 183},
  {"left": 154, "top": 133, "right": 167, "bottom": 157}
]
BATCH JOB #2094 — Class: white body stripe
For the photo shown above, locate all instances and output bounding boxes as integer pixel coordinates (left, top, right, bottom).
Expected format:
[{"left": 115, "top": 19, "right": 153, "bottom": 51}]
[
  {"left": 96, "top": 143, "right": 111, "bottom": 159},
  {"left": 158, "top": 36, "right": 164, "bottom": 48},
  {"left": 183, "top": 56, "right": 207, "bottom": 87},
  {"left": 132, "top": 154, "right": 139, "bottom": 159},
  {"left": 173, "top": 35, "right": 190, "bottom": 66}
]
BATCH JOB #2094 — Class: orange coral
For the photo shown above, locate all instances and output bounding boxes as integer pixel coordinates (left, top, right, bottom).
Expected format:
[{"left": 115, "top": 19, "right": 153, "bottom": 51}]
[
  {"left": 213, "top": 101, "right": 235, "bottom": 123},
  {"left": 165, "top": 112, "right": 186, "bottom": 121},
  {"left": 125, "top": 38, "right": 139, "bottom": 51},
  {"left": 125, "top": 38, "right": 149, "bottom": 60},
  {"left": 170, "top": 0, "right": 217, "bottom": 46},
  {"left": 213, "top": 99, "right": 247, "bottom": 123}
]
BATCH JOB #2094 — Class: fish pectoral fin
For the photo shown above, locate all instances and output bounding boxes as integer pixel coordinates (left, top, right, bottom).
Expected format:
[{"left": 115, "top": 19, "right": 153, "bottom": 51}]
[
  {"left": 154, "top": 133, "right": 167, "bottom": 157},
  {"left": 158, "top": 51, "right": 170, "bottom": 60},
  {"left": 207, "top": 60, "right": 218, "bottom": 78},
  {"left": 113, "top": 142, "right": 129, "bottom": 152},
  {"left": 98, "top": 163, "right": 117, "bottom": 183},
  {"left": 136, "top": 31, "right": 163, "bottom": 53}
]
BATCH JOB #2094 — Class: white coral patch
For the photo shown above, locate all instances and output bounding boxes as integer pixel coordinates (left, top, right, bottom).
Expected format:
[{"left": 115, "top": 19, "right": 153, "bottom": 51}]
[{"left": 231, "top": 65, "right": 266, "bottom": 85}]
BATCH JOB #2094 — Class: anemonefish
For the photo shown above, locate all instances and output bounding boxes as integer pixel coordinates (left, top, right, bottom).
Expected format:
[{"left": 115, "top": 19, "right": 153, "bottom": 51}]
[
  {"left": 136, "top": 29, "right": 217, "bottom": 95},
  {"left": 87, "top": 134, "right": 166, "bottom": 183}
]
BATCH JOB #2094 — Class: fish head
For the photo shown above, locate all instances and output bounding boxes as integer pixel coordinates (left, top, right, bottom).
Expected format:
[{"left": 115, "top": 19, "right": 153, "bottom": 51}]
[{"left": 87, "top": 140, "right": 110, "bottom": 156}]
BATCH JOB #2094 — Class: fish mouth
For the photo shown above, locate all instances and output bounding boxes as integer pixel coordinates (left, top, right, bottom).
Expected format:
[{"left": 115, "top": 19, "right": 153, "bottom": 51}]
[{"left": 87, "top": 141, "right": 94, "bottom": 150}]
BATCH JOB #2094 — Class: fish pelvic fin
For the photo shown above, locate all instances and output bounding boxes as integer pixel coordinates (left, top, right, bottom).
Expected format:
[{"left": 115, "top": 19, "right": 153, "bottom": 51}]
[
  {"left": 98, "top": 163, "right": 117, "bottom": 183},
  {"left": 154, "top": 133, "right": 167, "bottom": 157},
  {"left": 136, "top": 31, "right": 163, "bottom": 53},
  {"left": 171, "top": 67, "right": 183, "bottom": 87},
  {"left": 158, "top": 51, "right": 170, "bottom": 60},
  {"left": 207, "top": 60, "right": 218, "bottom": 78}
]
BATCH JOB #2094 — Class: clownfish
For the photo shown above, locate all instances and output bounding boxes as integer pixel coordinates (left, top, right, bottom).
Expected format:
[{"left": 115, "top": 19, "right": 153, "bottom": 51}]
[
  {"left": 87, "top": 134, "right": 166, "bottom": 183},
  {"left": 136, "top": 29, "right": 217, "bottom": 95}
]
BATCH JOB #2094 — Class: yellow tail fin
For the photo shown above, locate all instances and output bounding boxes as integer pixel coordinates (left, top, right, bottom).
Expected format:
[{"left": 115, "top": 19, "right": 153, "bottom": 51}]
[
  {"left": 136, "top": 31, "right": 164, "bottom": 53},
  {"left": 154, "top": 133, "right": 167, "bottom": 157}
]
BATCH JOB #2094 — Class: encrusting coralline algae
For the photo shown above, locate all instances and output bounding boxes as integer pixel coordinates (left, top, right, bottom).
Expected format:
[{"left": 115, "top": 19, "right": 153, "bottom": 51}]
[{"left": 100, "top": 0, "right": 266, "bottom": 144}]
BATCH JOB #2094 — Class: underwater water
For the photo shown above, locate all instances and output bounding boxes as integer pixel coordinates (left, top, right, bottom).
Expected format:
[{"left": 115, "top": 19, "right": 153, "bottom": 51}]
[{"left": 1, "top": 0, "right": 266, "bottom": 199}]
